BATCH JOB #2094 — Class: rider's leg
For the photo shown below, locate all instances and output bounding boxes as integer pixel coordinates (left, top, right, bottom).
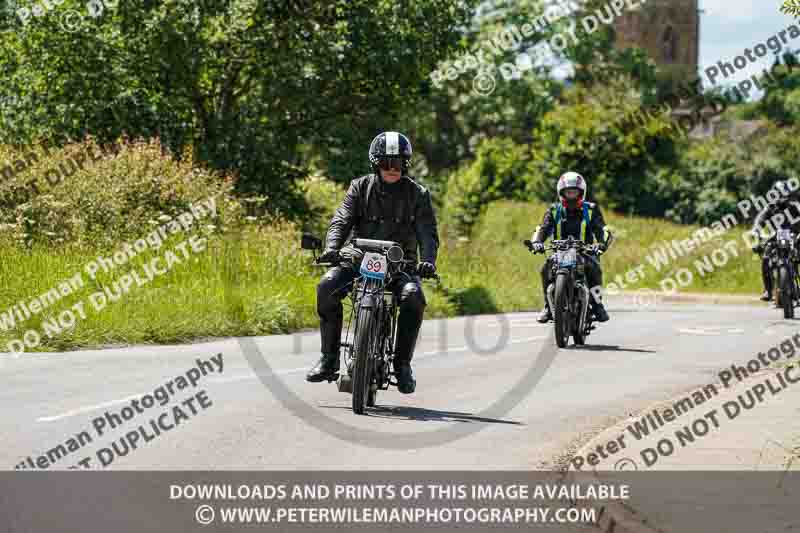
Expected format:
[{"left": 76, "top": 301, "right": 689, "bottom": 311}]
[
  {"left": 761, "top": 254, "right": 773, "bottom": 301},
  {"left": 307, "top": 266, "right": 357, "bottom": 382},
  {"left": 393, "top": 279, "right": 426, "bottom": 394},
  {"left": 586, "top": 257, "right": 609, "bottom": 322},
  {"left": 537, "top": 259, "right": 553, "bottom": 323}
]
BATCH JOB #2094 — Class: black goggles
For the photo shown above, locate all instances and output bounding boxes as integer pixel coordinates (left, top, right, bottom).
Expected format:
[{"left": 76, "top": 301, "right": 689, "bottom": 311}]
[{"left": 378, "top": 157, "right": 403, "bottom": 171}]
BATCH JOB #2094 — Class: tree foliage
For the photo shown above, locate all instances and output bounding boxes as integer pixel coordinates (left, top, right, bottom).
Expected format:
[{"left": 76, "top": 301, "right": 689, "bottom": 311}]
[{"left": 0, "top": 0, "right": 475, "bottom": 215}]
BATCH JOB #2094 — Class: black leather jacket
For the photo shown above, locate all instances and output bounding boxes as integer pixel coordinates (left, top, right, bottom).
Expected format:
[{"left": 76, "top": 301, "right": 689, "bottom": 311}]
[
  {"left": 325, "top": 174, "right": 439, "bottom": 264},
  {"left": 532, "top": 201, "right": 613, "bottom": 248}
]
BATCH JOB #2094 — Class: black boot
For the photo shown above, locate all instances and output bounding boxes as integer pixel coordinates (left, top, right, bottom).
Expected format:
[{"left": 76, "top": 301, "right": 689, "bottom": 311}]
[
  {"left": 593, "top": 303, "right": 609, "bottom": 323},
  {"left": 394, "top": 360, "right": 416, "bottom": 394},
  {"left": 537, "top": 304, "right": 552, "bottom": 323},
  {"left": 306, "top": 353, "right": 340, "bottom": 382}
]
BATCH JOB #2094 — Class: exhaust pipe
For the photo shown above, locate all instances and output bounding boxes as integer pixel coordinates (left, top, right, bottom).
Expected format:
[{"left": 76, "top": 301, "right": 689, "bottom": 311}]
[
  {"left": 578, "top": 284, "right": 590, "bottom": 328},
  {"left": 546, "top": 283, "right": 555, "bottom": 313}
]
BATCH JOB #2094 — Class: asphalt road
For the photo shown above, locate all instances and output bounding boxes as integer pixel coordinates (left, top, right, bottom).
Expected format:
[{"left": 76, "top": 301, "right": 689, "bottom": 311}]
[{"left": 1, "top": 299, "right": 793, "bottom": 471}]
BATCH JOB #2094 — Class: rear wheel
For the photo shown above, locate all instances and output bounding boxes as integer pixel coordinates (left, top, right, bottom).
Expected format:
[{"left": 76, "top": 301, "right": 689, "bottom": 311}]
[
  {"left": 780, "top": 264, "right": 795, "bottom": 319},
  {"left": 553, "top": 274, "right": 570, "bottom": 348},
  {"left": 352, "top": 307, "right": 376, "bottom": 415}
]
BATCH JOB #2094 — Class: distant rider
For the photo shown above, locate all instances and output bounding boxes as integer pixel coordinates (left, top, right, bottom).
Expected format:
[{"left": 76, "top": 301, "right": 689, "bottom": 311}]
[
  {"left": 306, "top": 132, "right": 439, "bottom": 394},
  {"left": 530, "top": 172, "right": 614, "bottom": 324},
  {"left": 750, "top": 180, "right": 800, "bottom": 301}
]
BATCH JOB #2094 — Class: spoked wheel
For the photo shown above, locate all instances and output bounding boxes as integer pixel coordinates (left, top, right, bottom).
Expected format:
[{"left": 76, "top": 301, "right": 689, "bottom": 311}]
[
  {"left": 367, "top": 387, "right": 377, "bottom": 407},
  {"left": 780, "top": 264, "right": 795, "bottom": 319},
  {"left": 351, "top": 307, "right": 376, "bottom": 415},
  {"left": 553, "top": 274, "right": 570, "bottom": 348}
]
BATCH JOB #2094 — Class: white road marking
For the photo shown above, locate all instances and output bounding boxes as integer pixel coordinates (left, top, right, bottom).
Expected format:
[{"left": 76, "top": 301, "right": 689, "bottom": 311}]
[
  {"left": 37, "top": 393, "right": 145, "bottom": 422},
  {"left": 36, "top": 336, "right": 548, "bottom": 423},
  {"left": 678, "top": 326, "right": 744, "bottom": 336}
]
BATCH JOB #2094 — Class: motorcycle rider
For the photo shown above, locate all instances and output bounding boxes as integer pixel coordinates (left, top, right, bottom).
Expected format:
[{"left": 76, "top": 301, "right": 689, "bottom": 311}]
[
  {"left": 306, "top": 132, "right": 439, "bottom": 394},
  {"left": 530, "top": 172, "right": 614, "bottom": 324},
  {"left": 750, "top": 180, "right": 800, "bottom": 301}
]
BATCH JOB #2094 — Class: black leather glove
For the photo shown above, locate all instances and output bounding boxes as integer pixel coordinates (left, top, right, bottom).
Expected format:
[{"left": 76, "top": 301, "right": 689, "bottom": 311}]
[
  {"left": 318, "top": 248, "right": 340, "bottom": 264},
  {"left": 590, "top": 243, "right": 606, "bottom": 255},
  {"left": 418, "top": 262, "right": 437, "bottom": 278},
  {"left": 338, "top": 245, "right": 364, "bottom": 265},
  {"left": 531, "top": 242, "right": 545, "bottom": 254}
]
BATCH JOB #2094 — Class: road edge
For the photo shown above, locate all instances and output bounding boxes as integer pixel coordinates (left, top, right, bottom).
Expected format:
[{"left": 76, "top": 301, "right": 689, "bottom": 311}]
[
  {"left": 618, "top": 290, "right": 761, "bottom": 306},
  {"left": 564, "top": 363, "right": 795, "bottom": 533}
]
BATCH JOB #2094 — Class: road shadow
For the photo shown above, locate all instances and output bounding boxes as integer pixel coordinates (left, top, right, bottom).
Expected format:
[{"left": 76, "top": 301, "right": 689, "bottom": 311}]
[
  {"left": 319, "top": 404, "right": 522, "bottom": 425},
  {"left": 566, "top": 344, "right": 656, "bottom": 353},
  {"left": 435, "top": 285, "right": 500, "bottom": 315}
]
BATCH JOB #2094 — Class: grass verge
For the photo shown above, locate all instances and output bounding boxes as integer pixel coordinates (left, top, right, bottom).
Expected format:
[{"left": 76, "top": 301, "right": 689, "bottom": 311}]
[{"left": 0, "top": 199, "right": 762, "bottom": 353}]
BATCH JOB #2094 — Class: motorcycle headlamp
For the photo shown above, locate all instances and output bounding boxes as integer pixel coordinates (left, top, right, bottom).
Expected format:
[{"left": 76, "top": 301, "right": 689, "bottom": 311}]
[{"left": 387, "top": 245, "right": 404, "bottom": 263}]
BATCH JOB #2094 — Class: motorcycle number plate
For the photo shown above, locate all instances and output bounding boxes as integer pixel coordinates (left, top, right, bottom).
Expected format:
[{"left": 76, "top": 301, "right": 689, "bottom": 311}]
[
  {"left": 778, "top": 229, "right": 793, "bottom": 241},
  {"left": 558, "top": 249, "right": 577, "bottom": 267},
  {"left": 360, "top": 252, "right": 387, "bottom": 280}
]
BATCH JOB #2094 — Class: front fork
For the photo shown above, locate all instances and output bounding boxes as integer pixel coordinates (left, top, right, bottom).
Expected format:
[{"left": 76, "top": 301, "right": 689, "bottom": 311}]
[{"left": 548, "top": 270, "right": 590, "bottom": 332}]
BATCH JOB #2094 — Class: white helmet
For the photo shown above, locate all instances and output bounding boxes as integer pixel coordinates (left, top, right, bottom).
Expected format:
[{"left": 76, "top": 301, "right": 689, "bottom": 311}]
[{"left": 557, "top": 171, "right": 587, "bottom": 198}]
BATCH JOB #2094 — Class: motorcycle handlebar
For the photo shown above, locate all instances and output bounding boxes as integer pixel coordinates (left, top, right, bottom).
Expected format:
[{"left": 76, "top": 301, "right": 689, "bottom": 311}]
[
  {"left": 523, "top": 239, "right": 602, "bottom": 255},
  {"left": 312, "top": 255, "right": 440, "bottom": 281}
]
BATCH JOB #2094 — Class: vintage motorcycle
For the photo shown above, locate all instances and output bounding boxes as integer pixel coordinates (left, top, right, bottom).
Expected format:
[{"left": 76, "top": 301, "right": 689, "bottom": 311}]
[
  {"left": 768, "top": 228, "right": 800, "bottom": 319},
  {"left": 525, "top": 237, "right": 600, "bottom": 347},
  {"left": 301, "top": 234, "right": 438, "bottom": 414}
]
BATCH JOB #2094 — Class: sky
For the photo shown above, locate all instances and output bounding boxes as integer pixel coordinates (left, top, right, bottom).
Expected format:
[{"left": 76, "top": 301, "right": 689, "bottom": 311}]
[{"left": 699, "top": 0, "right": 797, "bottom": 99}]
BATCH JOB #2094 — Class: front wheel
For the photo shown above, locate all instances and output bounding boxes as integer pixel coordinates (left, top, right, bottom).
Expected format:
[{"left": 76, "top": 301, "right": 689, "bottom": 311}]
[
  {"left": 553, "top": 274, "right": 570, "bottom": 348},
  {"left": 779, "top": 264, "right": 795, "bottom": 319},
  {"left": 351, "top": 306, "right": 376, "bottom": 415}
]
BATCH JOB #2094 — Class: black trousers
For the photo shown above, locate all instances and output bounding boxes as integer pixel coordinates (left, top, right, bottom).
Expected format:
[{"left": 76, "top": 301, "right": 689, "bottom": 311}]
[
  {"left": 540, "top": 254, "right": 603, "bottom": 307},
  {"left": 317, "top": 266, "right": 426, "bottom": 364},
  {"left": 762, "top": 254, "right": 772, "bottom": 294},
  {"left": 760, "top": 239, "right": 780, "bottom": 294}
]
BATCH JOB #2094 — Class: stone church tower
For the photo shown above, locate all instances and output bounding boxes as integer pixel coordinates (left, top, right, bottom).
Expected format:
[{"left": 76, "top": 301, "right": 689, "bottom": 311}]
[{"left": 613, "top": 0, "right": 700, "bottom": 81}]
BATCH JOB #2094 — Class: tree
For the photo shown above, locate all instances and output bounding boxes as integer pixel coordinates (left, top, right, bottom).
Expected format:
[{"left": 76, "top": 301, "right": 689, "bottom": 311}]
[
  {"left": 782, "top": 0, "right": 800, "bottom": 17},
  {"left": 0, "top": 0, "right": 475, "bottom": 216}
]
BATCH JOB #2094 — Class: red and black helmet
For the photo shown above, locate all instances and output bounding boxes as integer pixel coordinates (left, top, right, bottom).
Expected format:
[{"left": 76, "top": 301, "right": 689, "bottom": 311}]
[{"left": 557, "top": 171, "right": 587, "bottom": 208}]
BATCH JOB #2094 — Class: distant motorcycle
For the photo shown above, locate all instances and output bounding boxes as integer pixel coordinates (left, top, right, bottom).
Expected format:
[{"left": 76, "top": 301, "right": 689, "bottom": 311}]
[
  {"left": 767, "top": 229, "right": 800, "bottom": 319},
  {"left": 301, "top": 234, "right": 438, "bottom": 414},
  {"left": 525, "top": 237, "right": 599, "bottom": 347}
]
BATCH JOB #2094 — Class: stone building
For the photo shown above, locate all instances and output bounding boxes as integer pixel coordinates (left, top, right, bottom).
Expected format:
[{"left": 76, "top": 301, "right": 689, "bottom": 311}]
[{"left": 613, "top": 0, "right": 700, "bottom": 83}]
